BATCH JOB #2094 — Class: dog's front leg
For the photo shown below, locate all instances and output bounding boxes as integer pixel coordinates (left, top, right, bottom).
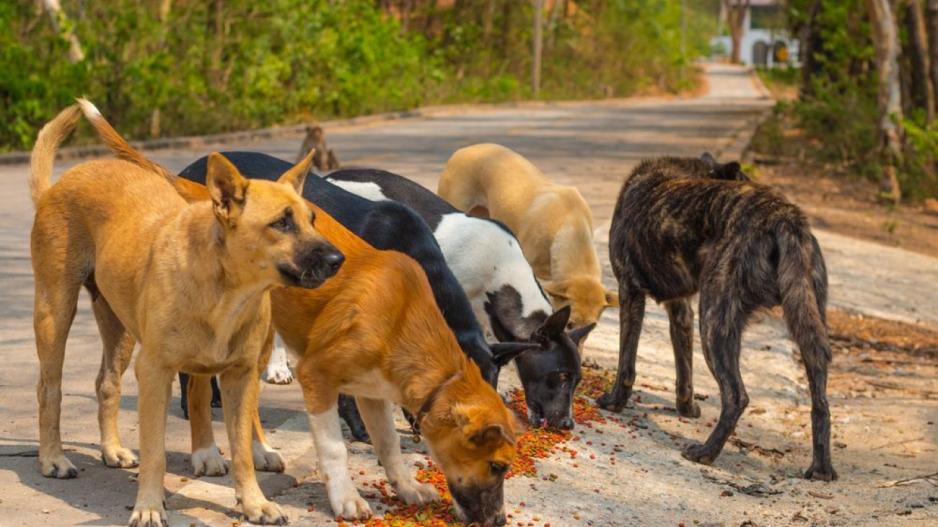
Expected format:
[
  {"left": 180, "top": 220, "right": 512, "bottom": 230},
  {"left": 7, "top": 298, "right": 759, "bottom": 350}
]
[
  {"left": 356, "top": 397, "right": 438, "bottom": 506},
  {"left": 187, "top": 374, "right": 228, "bottom": 476},
  {"left": 597, "top": 283, "right": 646, "bottom": 412},
  {"left": 129, "top": 355, "right": 173, "bottom": 527},
  {"left": 218, "top": 365, "right": 286, "bottom": 525},
  {"left": 308, "top": 405, "right": 372, "bottom": 520}
]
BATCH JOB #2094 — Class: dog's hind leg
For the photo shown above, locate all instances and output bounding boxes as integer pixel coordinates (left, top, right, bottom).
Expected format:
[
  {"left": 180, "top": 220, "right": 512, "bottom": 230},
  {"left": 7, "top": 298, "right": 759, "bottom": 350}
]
[
  {"left": 780, "top": 233, "right": 836, "bottom": 481},
  {"left": 187, "top": 374, "right": 228, "bottom": 477},
  {"left": 682, "top": 279, "right": 751, "bottom": 466},
  {"left": 356, "top": 397, "right": 438, "bottom": 506},
  {"left": 597, "top": 282, "right": 646, "bottom": 412},
  {"left": 32, "top": 239, "right": 84, "bottom": 479},
  {"left": 91, "top": 292, "right": 139, "bottom": 468},
  {"left": 664, "top": 299, "right": 700, "bottom": 418},
  {"left": 251, "top": 327, "right": 286, "bottom": 473}
]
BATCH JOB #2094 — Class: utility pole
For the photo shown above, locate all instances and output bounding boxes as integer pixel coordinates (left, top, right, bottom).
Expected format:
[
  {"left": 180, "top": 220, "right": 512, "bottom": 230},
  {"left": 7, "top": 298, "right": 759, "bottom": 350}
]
[{"left": 533, "top": 0, "right": 544, "bottom": 98}]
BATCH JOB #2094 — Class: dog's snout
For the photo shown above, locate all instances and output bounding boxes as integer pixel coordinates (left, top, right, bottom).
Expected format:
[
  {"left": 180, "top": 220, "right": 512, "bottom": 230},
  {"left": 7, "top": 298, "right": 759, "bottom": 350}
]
[
  {"left": 557, "top": 416, "right": 575, "bottom": 430},
  {"left": 323, "top": 248, "right": 344, "bottom": 275},
  {"left": 492, "top": 512, "right": 507, "bottom": 526}
]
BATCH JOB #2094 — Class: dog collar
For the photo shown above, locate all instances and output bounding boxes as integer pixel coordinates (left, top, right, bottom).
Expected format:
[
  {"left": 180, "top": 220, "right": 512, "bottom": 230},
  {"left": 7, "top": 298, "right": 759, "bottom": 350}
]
[{"left": 415, "top": 371, "right": 462, "bottom": 429}]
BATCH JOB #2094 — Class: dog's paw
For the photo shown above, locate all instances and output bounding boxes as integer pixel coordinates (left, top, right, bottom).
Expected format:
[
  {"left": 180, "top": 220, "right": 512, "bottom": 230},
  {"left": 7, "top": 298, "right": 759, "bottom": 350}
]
[
  {"left": 252, "top": 440, "right": 285, "bottom": 473},
  {"left": 328, "top": 484, "right": 372, "bottom": 521},
  {"left": 40, "top": 454, "right": 78, "bottom": 479},
  {"left": 191, "top": 445, "right": 228, "bottom": 477},
  {"left": 262, "top": 363, "right": 294, "bottom": 385},
  {"left": 102, "top": 445, "right": 139, "bottom": 468},
  {"left": 128, "top": 504, "right": 168, "bottom": 527},
  {"left": 804, "top": 461, "right": 838, "bottom": 482},
  {"left": 596, "top": 390, "right": 628, "bottom": 413},
  {"left": 681, "top": 443, "right": 717, "bottom": 465},
  {"left": 242, "top": 499, "right": 287, "bottom": 525},
  {"left": 395, "top": 480, "right": 439, "bottom": 506},
  {"left": 676, "top": 400, "right": 701, "bottom": 418}
]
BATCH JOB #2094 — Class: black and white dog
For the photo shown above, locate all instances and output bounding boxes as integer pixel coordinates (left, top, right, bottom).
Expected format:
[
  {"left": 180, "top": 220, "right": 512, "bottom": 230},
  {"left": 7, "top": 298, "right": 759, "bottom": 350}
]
[{"left": 326, "top": 169, "right": 595, "bottom": 429}]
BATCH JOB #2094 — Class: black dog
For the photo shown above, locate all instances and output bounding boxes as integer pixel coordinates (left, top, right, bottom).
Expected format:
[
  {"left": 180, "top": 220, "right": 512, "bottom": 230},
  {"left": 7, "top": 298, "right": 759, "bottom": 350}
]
[
  {"left": 177, "top": 153, "right": 539, "bottom": 441},
  {"left": 326, "top": 168, "right": 594, "bottom": 429},
  {"left": 600, "top": 153, "right": 836, "bottom": 481}
]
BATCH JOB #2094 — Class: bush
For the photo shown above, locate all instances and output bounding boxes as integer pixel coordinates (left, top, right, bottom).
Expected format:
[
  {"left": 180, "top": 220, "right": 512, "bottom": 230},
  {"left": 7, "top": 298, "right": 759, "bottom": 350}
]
[{"left": 1, "top": 0, "right": 714, "bottom": 151}]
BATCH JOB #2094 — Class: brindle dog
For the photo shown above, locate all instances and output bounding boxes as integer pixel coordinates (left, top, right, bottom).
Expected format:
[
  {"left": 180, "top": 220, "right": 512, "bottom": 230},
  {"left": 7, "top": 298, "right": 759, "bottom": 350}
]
[{"left": 599, "top": 153, "right": 836, "bottom": 481}]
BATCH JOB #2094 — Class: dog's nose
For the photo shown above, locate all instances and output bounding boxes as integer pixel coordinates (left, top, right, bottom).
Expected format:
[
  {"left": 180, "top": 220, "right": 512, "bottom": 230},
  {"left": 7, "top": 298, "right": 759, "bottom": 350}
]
[
  {"left": 323, "top": 250, "right": 344, "bottom": 275},
  {"left": 492, "top": 512, "right": 507, "bottom": 526},
  {"left": 557, "top": 417, "right": 575, "bottom": 430}
]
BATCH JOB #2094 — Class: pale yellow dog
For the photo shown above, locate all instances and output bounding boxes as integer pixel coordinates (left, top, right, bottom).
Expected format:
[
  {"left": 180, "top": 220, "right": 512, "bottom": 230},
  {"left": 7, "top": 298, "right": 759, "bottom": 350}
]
[
  {"left": 438, "top": 143, "right": 617, "bottom": 332},
  {"left": 30, "top": 102, "right": 343, "bottom": 526}
]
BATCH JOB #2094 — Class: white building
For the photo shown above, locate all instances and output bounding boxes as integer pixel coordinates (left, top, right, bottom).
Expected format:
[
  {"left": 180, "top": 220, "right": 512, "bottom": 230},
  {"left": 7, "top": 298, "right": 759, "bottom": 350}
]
[{"left": 712, "top": 0, "right": 800, "bottom": 67}]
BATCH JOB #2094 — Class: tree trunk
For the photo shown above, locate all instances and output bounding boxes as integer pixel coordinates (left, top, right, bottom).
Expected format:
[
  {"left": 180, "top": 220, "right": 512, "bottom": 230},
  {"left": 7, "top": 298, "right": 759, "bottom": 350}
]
[
  {"left": 867, "top": 0, "right": 905, "bottom": 203},
  {"left": 723, "top": 0, "right": 750, "bottom": 64},
  {"left": 905, "top": 0, "right": 935, "bottom": 122},
  {"left": 532, "top": 0, "right": 543, "bottom": 97},
  {"left": 40, "top": 0, "right": 84, "bottom": 62},
  {"left": 801, "top": 0, "right": 824, "bottom": 96},
  {"left": 927, "top": 0, "right": 938, "bottom": 109}
]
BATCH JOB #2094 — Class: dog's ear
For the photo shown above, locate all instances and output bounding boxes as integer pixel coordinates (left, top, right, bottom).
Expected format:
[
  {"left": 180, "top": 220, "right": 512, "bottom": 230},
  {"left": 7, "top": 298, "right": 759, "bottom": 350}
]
[
  {"left": 604, "top": 289, "right": 619, "bottom": 307},
  {"left": 541, "top": 280, "right": 568, "bottom": 302},
  {"left": 533, "top": 305, "right": 571, "bottom": 341},
  {"left": 469, "top": 423, "right": 513, "bottom": 448},
  {"left": 700, "top": 152, "right": 719, "bottom": 169},
  {"left": 279, "top": 148, "right": 314, "bottom": 193},
  {"left": 569, "top": 322, "right": 597, "bottom": 346},
  {"left": 716, "top": 161, "right": 750, "bottom": 181},
  {"left": 490, "top": 342, "right": 540, "bottom": 367},
  {"left": 206, "top": 153, "right": 248, "bottom": 225}
]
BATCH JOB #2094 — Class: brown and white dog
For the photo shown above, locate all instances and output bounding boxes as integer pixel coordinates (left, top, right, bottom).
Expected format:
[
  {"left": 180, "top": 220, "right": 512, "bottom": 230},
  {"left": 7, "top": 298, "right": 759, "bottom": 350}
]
[
  {"left": 438, "top": 143, "right": 617, "bottom": 333},
  {"left": 81, "top": 113, "right": 522, "bottom": 526},
  {"left": 30, "top": 101, "right": 343, "bottom": 526}
]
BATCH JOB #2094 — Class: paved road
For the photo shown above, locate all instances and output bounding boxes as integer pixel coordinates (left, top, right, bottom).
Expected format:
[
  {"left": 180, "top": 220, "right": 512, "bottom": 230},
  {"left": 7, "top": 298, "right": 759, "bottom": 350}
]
[{"left": 1, "top": 64, "right": 936, "bottom": 526}]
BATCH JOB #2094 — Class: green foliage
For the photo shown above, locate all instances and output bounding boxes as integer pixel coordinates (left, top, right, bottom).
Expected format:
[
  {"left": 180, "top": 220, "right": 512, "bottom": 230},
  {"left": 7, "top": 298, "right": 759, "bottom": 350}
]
[
  {"left": 902, "top": 116, "right": 938, "bottom": 199},
  {"left": 1, "top": 0, "right": 712, "bottom": 151}
]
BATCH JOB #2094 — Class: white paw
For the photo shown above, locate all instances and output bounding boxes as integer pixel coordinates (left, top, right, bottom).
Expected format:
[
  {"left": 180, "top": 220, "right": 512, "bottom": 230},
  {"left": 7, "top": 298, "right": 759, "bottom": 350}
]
[
  {"left": 252, "top": 440, "right": 285, "bottom": 472},
  {"left": 262, "top": 347, "right": 293, "bottom": 385},
  {"left": 328, "top": 482, "right": 372, "bottom": 520},
  {"left": 395, "top": 480, "right": 440, "bottom": 506},
  {"left": 101, "top": 445, "right": 139, "bottom": 468},
  {"left": 262, "top": 364, "right": 293, "bottom": 385},
  {"left": 39, "top": 453, "right": 77, "bottom": 479},
  {"left": 128, "top": 503, "right": 168, "bottom": 527},
  {"left": 191, "top": 445, "right": 228, "bottom": 477},
  {"left": 242, "top": 498, "right": 287, "bottom": 525}
]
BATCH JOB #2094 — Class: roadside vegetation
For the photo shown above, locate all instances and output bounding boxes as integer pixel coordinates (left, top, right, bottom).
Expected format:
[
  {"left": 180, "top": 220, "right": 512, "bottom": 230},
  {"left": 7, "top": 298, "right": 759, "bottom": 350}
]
[
  {"left": 749, "top": 0, "right": 938, "bottom": 202},
  {"left": 0, "top": 0, "right": 717, "bottom": 152}
]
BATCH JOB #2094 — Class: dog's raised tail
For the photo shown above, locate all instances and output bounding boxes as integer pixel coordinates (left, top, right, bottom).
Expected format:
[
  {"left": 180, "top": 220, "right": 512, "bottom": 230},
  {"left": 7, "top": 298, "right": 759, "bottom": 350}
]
[
  {"left": 29, "top": 104, "right": 83, "bottom": 206},
  {"left": 75, "top": 98, "right": 176, "bottom": 184},
  {"left": 776, "top": 220, "right": 832, "bottom": 367}
]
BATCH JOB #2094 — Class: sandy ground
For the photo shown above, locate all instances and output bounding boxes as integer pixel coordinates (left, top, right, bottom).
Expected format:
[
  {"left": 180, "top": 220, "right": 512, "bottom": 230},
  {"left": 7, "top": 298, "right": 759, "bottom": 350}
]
[{"left": 1, "top": 64, "right": 936, "bottom": 526}]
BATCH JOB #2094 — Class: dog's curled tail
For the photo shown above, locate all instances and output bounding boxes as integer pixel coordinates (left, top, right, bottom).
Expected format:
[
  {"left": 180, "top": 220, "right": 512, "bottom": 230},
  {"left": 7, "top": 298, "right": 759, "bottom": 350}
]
[
  {"left": 75, "top": 98, "right": 176, "bottom": 184},
  {"left": 29, "top": 104, "right": 83, "bottom": 206},
  {"left": 776, "top": 220, "right": 832, "bottom": 367}
]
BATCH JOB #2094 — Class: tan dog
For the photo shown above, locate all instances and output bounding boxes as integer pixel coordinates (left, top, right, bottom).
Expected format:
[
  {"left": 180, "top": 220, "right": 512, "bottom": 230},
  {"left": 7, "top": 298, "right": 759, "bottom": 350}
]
[
  {"left": 30, "top": 101, "right": 343, "bottom": 526},
  {"left": 296, "top": 123, "right": 340, "bottom": 171},
  {"left": 79, "top": 116, "right": 522, "bottom": 526},
  {"left": 438, "top": 143, "right": 617, "bottom": 332}
]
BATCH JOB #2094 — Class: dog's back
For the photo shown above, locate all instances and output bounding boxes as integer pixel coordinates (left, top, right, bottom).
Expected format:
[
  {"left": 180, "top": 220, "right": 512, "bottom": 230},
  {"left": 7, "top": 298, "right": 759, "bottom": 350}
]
[{"left": 611, "top": 156, "right": 828, "bottom": 350}]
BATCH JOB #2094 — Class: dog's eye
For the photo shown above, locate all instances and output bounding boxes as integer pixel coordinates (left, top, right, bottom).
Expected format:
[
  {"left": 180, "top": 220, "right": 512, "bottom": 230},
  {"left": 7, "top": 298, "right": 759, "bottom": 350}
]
[
  {"left": 489, "top": 461, "right": 509, "bottom": 476},
  {"left": 269, "top": 215, "right": 296, "bottom": 233}
]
